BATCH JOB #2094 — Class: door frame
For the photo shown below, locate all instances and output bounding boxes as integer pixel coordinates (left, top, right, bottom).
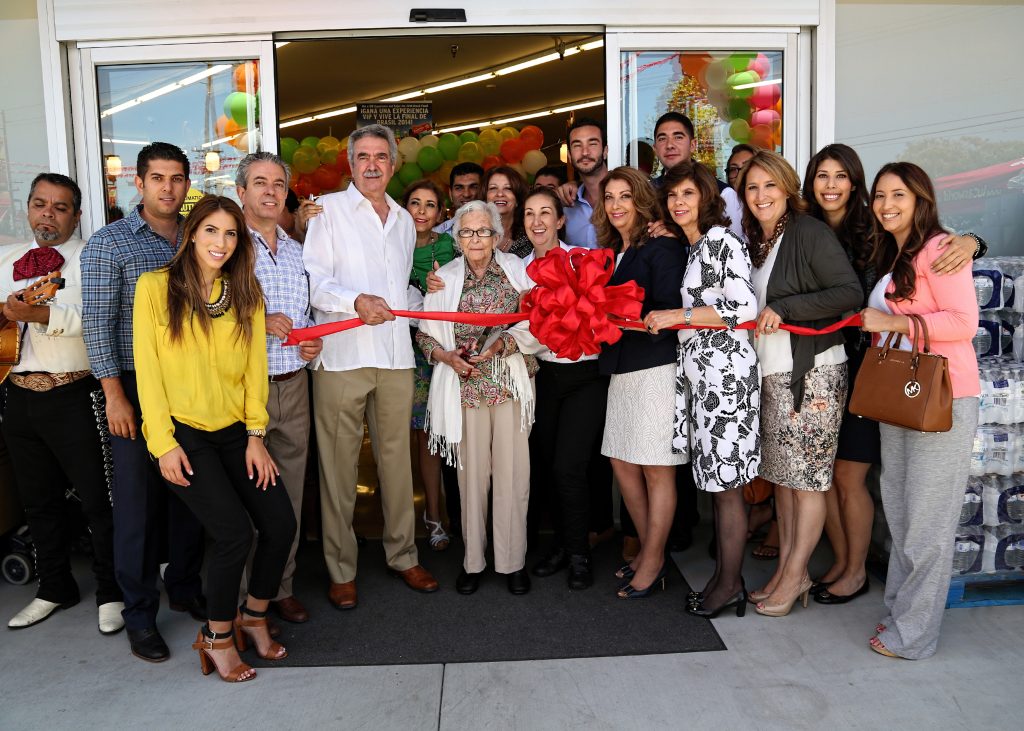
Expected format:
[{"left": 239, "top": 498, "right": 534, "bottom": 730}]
[
  {"left": 605, "top": 30, "right": 807, "bottom": 174},
  {"left": 69, "top": 39, "right": 276, "bottom": 236}
]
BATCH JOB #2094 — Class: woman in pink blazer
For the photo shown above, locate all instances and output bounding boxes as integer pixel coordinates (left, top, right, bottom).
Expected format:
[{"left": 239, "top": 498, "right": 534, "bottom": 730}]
[{"left": 859, "top": 162, "right": 980, "bottom": 660}]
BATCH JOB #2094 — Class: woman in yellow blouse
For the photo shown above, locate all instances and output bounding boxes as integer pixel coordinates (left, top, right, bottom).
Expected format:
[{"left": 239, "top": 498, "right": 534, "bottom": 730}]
[{"left": 133, "top": 195, "right": 295, "bottom": 682}]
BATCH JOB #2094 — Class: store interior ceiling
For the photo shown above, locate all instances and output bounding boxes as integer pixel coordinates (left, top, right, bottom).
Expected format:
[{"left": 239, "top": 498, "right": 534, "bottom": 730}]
[{"left": 275, "top": 32, "right": 605, "bottom": 153}]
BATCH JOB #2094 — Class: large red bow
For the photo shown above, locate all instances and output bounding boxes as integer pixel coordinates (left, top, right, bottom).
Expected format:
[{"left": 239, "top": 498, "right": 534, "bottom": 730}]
[{"left": 522, "top": 247, "right": 644, "bottom": 360}]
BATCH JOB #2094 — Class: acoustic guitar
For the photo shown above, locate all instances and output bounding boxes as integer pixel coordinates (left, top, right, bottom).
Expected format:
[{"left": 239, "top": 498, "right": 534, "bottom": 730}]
[{"left": 0, "top": 271, "right": 66, "bottom": 384}]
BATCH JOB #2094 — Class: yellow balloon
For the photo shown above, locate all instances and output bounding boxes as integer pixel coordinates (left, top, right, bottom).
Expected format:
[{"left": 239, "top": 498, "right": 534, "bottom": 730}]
[{"left": 498, "top": 127, "right": 519, "bottom": 142}]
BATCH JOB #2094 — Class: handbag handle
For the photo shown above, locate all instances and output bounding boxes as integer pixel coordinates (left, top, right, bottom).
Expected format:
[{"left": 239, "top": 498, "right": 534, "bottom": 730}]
[{"left": 909, "top": 313, "right": 932, "bottom": 353}]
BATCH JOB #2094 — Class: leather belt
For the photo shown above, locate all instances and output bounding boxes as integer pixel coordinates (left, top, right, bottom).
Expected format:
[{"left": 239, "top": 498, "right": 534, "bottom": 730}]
[
  {"left": 9, "top": 369, "right": 92, "bottom": 392},
  {"left": 269, "top": 368, "right": 303, "bottom": 383}
]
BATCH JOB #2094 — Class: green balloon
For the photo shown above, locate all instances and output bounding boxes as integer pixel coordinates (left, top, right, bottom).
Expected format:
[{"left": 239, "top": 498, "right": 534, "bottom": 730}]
[
  {"left": 386, "top": 176, "right": 405, "bottom": 200},
  {"left": 727, "top": 71, "right": 757, "bottom": 99},
  {"left": 398, "top": 162, "right": 423, "bottom": 186},
  {"left": 459, "top": 131, "right": 479, "bottom": 145},
  {"left": 417, "top": 145, "right": 443, "bottom": 173},
  {"left": 727, "top": 52, "right": 756, "bottom": 73},
  {"left": 300, "top": 136, "right": 320, "bottom": 149},
  {"left": 438, "top": 133, "right": 461, "bottom": 161},
  {"left": 726, "top": 99, "right": 751, "bottom": 122},
  {"left": 224, "top": 92, "right": 252, "bottom": 126},
  {"left": 280, "top": 137, "right": 300, "bottom": 164}
]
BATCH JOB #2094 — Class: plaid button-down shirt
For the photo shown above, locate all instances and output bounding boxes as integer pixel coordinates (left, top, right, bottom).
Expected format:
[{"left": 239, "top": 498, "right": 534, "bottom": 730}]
[
  {"left": 82, "top": 205, "right": 180, "bottom": 379},
  {"left": 251, "top": 225, "right": 313, "bottom": 376}
]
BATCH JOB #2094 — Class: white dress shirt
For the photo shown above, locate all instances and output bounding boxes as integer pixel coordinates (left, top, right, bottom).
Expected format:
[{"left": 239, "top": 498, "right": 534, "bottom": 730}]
[
  {"left": 0, "top": 238, "right": 91, "bottom": 373},
  {"left": 303, "top": 183, "right": 422, "bottom": 372}
]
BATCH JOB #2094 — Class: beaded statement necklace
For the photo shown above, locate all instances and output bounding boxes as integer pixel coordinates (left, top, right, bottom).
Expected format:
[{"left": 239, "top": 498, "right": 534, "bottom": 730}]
[
  {"left": 206, "top": 278, "right": 231, "bottom": 319},
  {"left": 759, "top": 212, "right": 789, "bottom": 264}
]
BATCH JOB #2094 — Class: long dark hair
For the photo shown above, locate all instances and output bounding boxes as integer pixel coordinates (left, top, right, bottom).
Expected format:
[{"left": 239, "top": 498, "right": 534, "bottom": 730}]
[
  {"left": 482, "top": 166, "right": 527, "bottom": 240},
  {"left": 593, "top": 166, "right": 660, "bottom": 253},
  {"left": 803, "top": 144, "right": 873, "bottom": 273},
  {"left": 165, "top": 195, "right": 262, "bottom": 344},
  {"left": 658, "top": 161, "right": 729, "bottom": 240},
  {"left": 735, "top": 150, "right": 807, "bottom": 267},
  {"left": 870, "top": 162, "right": 944, "bottom": 302}
]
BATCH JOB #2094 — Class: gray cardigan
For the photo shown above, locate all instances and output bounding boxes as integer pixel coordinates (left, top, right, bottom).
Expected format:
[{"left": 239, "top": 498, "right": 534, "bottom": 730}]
[{"left": 765, "top": 213, "right": 863, "bottom": 409}]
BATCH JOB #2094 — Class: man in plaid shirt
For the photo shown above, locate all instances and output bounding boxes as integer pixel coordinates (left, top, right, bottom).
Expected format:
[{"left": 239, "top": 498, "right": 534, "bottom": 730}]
[{"left": 81, "top": 142, "right": 205, "bottom": 663}]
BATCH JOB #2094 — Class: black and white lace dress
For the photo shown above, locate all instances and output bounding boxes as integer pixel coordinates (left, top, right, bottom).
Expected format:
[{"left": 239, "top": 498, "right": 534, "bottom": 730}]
[{"left": 672, "top": 226, "right": 761, "bottom": 492}]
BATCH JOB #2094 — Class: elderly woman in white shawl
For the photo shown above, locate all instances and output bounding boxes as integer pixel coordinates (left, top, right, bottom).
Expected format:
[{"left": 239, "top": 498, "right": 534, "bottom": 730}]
[{"left": 416, "top": 200, "right": 540, "bottom": 597}]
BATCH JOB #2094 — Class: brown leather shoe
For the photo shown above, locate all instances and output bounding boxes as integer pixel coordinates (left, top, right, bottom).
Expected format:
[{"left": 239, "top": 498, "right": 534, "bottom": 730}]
[
  {"left": 328, "top": 581, "right": 357, "bottom": 610},
  {"left": 272, "top": 596, "right": 309, "bottom": 624},
  {"left": 387, "top": 565, "right": 439, "bottom": 593}
]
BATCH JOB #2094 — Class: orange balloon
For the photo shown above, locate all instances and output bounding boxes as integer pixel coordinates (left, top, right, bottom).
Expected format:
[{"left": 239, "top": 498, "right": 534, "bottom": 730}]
[
  {"left": 215, "top": 115, "right": 229, "bottom": 137},
  {"left": 749, "top": 124, "right": 773, "bottom": 149},
  {"left": 519, "top": 125, "right": 544, "bottom": 151},
  {"left": 482, "top": 155, "right": 502, "bottom": 171},
  {"left": 679, "top": 53, "right": 712, "bottom": 80},
  {"left": 233, "top": 61, "right": 259, "bottom": 93},
  {"left": 225, "top": 118, "right": 242, "bottom": 137}
]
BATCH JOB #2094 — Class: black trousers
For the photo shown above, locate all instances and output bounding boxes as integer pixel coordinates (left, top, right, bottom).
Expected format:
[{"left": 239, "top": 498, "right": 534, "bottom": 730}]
[
  {"left": 529, "top": 360, "right": 609, "bottom": 556},
  {"left": 165, "top": 421, "right": 295, "bottom": 623},
  {"left": 111, "top": 372, "right": 204, "bottom": 630},
  {"left": 1, "top": 377, "right": 121, "bottom": 606}
]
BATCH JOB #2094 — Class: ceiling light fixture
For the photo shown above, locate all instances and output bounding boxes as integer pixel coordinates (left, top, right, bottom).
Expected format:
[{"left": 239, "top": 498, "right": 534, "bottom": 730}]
[
  {"left": 730, "top": 78, "right": 782, "bottom": 91},
  {"left": 101, "top": 64, "right": 232, "bottom": 118},
  {"left": 436, "top": 97, "right": 604, "bottom": 134},
  {"left": 279, "top": 38, "right": 604, "bottom": 130}
]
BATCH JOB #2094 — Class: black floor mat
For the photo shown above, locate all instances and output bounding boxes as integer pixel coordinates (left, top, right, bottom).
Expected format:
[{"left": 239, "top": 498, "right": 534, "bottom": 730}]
[{"left": 250, "top": 538, "right": 725, "bottom": 667}]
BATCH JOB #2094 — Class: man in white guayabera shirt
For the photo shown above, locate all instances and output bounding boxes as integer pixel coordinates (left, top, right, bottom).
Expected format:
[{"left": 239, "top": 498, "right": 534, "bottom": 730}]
[{"left": 303, "top": 124, "right": 438, "bottom": 612}]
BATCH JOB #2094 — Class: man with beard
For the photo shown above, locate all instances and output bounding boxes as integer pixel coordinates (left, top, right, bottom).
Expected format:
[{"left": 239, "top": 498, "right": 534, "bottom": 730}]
[{"left": 560, "top": 118, "right": 608, "bottom": 250}]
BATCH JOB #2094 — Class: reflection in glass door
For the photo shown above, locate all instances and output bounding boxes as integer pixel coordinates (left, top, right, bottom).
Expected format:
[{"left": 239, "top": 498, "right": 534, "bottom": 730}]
[
  {"left": 96, "top": 59, "right": 262, "bottom": 225},
  {"left": 621, "top": 50, "right": 785, "bottom": 182}
]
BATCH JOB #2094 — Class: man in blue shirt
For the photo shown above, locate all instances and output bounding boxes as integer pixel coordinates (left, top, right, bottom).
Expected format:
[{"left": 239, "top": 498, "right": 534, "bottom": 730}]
[
  {"left": 236, "top": 151, "right": 322, "bottom": 625},
  {"left": 561, "top": 118, "right": 607, "bottom": 250},
  {"left": 81, "top": 142, "right": 205, "bottom": 663}
]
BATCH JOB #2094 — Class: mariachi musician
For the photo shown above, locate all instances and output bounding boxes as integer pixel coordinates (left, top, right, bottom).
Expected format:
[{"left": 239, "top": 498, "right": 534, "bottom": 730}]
[{"left": 0, "top": 173, "right": 123, "bottom": 635}]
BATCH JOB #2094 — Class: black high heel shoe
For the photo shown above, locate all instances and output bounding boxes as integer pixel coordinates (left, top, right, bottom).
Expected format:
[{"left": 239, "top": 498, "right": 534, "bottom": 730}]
[
  {"left": 686, "top": 583, "right": 747, "bottom": 618},
  {"left": 614, "top": 563, "right": 635, "bottom": 581},
  {"left": 617, "top": 565, "right": 668, "bottom": 599}
]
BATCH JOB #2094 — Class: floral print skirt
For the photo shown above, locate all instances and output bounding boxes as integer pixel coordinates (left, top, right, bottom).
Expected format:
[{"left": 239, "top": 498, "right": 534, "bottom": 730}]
[
  {"left": 411, "top": 346, "right": 432, "bottom": 430},
  {"left": 759, "top": 363, "right": 847, "bottom": 492}
]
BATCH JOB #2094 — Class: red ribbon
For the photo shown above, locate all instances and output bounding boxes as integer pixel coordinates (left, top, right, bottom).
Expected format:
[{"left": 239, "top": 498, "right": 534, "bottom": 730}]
[{"left": 284, "top": 244, "right": 863, "bottom": 352}]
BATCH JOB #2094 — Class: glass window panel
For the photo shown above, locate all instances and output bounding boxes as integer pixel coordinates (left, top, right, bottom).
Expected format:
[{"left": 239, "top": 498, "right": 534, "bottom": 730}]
[
  {"left": 621, "top": 51, "right": 784, "bottom": 181},
  {"left": 97, "top": 59, "right": 262, "bottom": 224},
  {"left": 0, "top": 0, "right": 50, "bottom": 244},
  {"left": 836, "top": 2, "right": 1024, "bottom": 256}
]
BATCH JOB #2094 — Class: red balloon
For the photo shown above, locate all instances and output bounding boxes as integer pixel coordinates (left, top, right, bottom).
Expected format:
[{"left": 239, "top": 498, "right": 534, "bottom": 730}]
[
  {"left": 333, "top": 153, "right": 352, "bottom": 177},
  {"left": 313, "top": 165, "right": 342, "bottom": 192},
  {"left": 293, "top": 175, "right": 317, "bottom": 199},
  {"left": 482, "top": 154, "right": 502, "bottom": 171},
  {"left": 500, "top": 138, "right": 525, "bottom": 163},
  {"left": 519, "top": 125, "right": 544, "bottom": 151}
]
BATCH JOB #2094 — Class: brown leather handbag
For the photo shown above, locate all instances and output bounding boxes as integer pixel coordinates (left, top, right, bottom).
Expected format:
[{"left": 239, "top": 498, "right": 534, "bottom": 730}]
[{"left": 849, "top": 314, "right": 953, "bottom": 432}]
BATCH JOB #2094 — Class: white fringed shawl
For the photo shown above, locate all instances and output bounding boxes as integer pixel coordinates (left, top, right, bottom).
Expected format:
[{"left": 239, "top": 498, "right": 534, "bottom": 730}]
[{"left": 420, "top": 251, "right": 540, "bottom": 467}]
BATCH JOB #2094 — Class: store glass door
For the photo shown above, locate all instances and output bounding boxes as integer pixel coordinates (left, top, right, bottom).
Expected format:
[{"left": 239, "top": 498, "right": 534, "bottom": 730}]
[
  {"left": 605, "top": 32, "right": 804, "bottom": 180},
  {"left": 72, "top": 41, "right": 276, "bottom": 234}
]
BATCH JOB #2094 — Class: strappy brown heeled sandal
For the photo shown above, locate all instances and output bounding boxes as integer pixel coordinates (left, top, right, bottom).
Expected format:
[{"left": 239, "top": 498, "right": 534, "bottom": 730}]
[
  {"left": 234, "top": 603, "right": 288, "bottom": 661},
  {"left": 193, "top": 624, "right": 256, "bottom": 682}
]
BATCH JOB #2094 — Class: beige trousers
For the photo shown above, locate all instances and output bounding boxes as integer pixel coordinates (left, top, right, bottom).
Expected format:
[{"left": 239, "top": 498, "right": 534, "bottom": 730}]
[
  {"left": 458, "top": 399, "right": 531, "bottom": 574},
  {"left": 313, "top": 367, "right": 418, "bottom": 583},
  {"left": 265, "top": 370, "right": 310, "bottom": 599}
]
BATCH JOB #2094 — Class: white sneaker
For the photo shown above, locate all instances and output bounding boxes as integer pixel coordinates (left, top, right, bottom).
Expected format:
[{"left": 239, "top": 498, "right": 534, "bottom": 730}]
[
  {"left": 8, "top": 598, "right": 61, "bottom": 629},
  {"left": 98, "top": 602, "right": 126, "bottom": 635}
]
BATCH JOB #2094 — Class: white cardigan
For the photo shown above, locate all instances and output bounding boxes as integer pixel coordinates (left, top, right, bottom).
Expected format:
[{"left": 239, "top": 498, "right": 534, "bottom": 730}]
[{"left": 420, "top": 250, "right": 540, "bottom": 466}]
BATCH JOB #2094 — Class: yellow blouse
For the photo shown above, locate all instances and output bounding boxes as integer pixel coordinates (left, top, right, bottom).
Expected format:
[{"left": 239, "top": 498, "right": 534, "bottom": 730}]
[{"left": 133, "top": 270, "right": 269, "bottom": 458}]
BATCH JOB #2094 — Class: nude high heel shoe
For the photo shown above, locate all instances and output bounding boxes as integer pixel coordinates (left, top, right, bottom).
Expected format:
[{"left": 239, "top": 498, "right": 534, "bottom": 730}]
[{"left": 754, "top": 578, "right": 812, "bottom": 617}]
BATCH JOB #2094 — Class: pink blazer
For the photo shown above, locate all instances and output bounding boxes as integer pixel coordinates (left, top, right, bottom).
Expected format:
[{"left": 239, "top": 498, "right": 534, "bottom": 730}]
[{"left": 885, "top": 233, "right": 980, "bottom": 398}]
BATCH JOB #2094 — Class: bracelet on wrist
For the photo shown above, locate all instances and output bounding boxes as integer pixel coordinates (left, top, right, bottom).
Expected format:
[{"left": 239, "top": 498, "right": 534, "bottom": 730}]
[{"left": 246, "top": 428, "right": 266, "bottom": 439}]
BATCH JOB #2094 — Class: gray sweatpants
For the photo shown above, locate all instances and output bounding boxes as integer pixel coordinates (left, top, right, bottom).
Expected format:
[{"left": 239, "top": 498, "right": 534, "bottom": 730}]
[{"left": 877, "top": 397, "right": 979, "bottom": 659}]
